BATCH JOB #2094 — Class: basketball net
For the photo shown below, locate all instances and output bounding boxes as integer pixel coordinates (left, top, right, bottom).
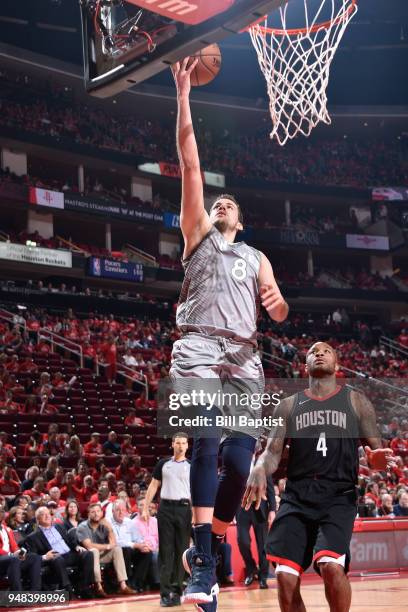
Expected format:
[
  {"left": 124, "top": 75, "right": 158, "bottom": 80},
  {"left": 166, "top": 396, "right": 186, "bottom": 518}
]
[{"left": 249, "top": 0, "right": 358, "bottom": 145}]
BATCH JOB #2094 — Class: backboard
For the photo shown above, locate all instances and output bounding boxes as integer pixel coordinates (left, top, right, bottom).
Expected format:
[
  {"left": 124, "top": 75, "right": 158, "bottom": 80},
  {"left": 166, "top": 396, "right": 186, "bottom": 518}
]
[{"left": 80, "top": 0, "right": 287, "bottom": 98}]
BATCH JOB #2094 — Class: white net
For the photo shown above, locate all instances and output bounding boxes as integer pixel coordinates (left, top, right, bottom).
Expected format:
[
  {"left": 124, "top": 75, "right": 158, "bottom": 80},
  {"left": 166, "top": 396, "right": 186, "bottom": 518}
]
[{"left": 249, "top": 0, "right": 358, "bottom": 146}]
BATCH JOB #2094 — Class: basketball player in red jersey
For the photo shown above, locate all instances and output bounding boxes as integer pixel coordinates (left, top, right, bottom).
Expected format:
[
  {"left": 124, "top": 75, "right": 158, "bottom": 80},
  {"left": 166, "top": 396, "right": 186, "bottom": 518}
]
[{"left": 243, "top": 342, "right": 395, "bottom": 612}]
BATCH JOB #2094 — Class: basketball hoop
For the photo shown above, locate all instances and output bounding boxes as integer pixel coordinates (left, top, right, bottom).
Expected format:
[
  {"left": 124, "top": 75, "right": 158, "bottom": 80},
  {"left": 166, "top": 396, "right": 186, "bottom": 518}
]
[{"left": 248, "top": 0, "right": 358, "bottom": 145}]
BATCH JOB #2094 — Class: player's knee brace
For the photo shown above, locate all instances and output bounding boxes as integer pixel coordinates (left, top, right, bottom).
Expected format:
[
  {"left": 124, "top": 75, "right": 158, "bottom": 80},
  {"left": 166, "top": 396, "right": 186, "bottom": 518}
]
[
  {"left": 214, "top": 435, "right": 256, "bottom": 523},
  {"left": 190, "top": 437, "right": 220, "bottom": 508}
]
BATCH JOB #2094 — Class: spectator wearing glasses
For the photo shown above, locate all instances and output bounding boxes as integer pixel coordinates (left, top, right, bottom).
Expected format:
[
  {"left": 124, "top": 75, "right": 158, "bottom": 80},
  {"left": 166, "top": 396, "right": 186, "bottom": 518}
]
[{"left": 23, "top": 506, "right": 95, "bottom": 598}]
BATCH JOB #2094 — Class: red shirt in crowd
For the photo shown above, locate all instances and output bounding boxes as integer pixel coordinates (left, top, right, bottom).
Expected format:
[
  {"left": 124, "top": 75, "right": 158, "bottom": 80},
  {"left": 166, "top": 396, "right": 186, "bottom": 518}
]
[
  {"left": 0, "top": 479, "right": 20, "bottom": 496},
  {"left": 84, "top": 441, "right": 103, "bottom": 455}
]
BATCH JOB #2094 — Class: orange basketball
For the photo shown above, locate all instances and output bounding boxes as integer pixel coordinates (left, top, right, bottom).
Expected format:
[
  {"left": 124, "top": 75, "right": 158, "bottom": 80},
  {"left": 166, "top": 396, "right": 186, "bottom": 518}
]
[{"left": 188, "top": 43, "right": 222, "bottom": 86}]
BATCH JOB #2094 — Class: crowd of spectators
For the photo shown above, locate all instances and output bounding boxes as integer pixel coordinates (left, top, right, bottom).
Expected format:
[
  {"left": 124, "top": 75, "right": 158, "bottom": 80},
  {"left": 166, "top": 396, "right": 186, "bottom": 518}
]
[
  {"left": 0, "top": 303, "right": 405, "bottom": 595},
  {"left": 1, "top": 69, "right": 408, "bottom": 188}
]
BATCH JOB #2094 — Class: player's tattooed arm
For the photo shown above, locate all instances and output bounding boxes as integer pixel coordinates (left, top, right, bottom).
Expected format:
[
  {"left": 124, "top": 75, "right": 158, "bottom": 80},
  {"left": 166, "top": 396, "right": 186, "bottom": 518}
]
[
  {"left": 258, "top": 253, "right": 289, "bottom": 323},
  {"left": 172, "top": 59, "right": 211, "bottom": 252},
  {"left": 242, "top": 395, "right": 294, "bottom": 510},
  {"left": 351, "top": 389, "right": 396, "bottom": 470}
]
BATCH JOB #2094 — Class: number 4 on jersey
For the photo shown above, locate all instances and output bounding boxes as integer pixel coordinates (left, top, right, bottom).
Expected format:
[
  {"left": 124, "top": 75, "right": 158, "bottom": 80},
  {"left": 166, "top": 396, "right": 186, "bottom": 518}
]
[{"left": 316, "top": 432, "right": 328, "bottom": 457}]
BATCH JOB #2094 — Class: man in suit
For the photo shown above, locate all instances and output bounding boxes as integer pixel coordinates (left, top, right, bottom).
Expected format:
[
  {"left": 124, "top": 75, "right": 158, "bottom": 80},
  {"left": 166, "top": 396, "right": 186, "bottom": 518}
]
[
  {"left": 236, "top": 473, "right": 276, "bottom": 589},
  {"left": 0, "top": 504, "right": 42, "bottom": 591},
  {"left": 23, "top": 506, "right": 95, "bottom": 597}
]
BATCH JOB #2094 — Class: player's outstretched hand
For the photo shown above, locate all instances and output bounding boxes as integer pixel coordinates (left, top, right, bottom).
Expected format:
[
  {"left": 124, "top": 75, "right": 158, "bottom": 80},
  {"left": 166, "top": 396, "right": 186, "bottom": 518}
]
[
  {"left": 364, "top": 446, "right": 396, "bottom": 470},
  {"left": 242, "top": 465, "right": 267, "bottom": 511},
  {"left": 171, "top": 57, "right": 199, "bottom": 98},
  {"left": 260, "top": 284, "right": 288, "bottom": 323}
]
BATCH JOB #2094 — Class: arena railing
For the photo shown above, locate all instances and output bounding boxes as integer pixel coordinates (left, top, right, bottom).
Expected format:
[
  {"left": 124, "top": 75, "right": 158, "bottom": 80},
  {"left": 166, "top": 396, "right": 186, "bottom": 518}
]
[
  {"left": 340, "top": 365, "right": 408, "bottom": 395},
  {"left": 0, "top": 307, "right": 26, "bottom": 332},
  {"left": 37, "top": 328, "right": 84, "bottom": 369},
  {"left": 95, "top": 357, "right": 149, "bottom": 399},
  {"left": 379, "top": 336, "right": 408, "bottom": 359}
]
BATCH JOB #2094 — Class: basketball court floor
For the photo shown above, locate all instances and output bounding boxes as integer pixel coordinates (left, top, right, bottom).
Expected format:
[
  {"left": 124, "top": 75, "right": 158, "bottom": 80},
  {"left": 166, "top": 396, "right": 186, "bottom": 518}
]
[{"left": 18, "top": 575, "right": 408, "bottom": 612}]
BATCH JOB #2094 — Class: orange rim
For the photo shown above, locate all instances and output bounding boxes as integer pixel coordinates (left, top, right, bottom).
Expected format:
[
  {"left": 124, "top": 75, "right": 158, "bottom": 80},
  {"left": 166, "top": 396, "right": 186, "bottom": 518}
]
[{"left": 247, "top": 0, "right": 357, "bottom": 37}]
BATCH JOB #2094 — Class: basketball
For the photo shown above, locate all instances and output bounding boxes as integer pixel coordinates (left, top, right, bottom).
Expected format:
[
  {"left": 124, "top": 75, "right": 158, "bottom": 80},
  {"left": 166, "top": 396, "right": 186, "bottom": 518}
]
[{"left": 188, "top": 43, "right": 222, "bottom": 86}]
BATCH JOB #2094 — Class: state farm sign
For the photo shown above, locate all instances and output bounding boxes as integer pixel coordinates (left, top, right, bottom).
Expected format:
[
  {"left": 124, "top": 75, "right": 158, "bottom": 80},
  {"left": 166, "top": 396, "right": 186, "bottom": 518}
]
[{"left": 126, "top": 0, "right": 234, "bottom": 24}]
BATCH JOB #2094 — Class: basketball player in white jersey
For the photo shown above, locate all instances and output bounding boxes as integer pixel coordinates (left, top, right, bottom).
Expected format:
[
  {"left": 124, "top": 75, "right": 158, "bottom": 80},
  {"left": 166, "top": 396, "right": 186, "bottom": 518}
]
[{"left": 170, "top": 58, "right": 288, "bottom": 610}]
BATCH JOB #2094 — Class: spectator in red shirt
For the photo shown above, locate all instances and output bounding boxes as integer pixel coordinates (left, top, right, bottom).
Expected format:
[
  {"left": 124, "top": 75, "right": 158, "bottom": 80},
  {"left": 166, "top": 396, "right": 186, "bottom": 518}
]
[
  {"left": 128, "top": 482, "right": 140, "bottom": 512},
  {"left": 91, "top": 459, "right": 109, "bottom": 483},
  {"left": 84, "top": 433, "right": 103, "bottom": 457},
  {"left": 36, "top": 339, "right": 51, "bottom": 354},
  {"left": 60, "top": 472, "right": 81, "bottom": 500},
  {"left": 134, "top": 390, "right": 155, "bottom": 410},
  {"left": 102, "top": 335, "right": 117, "bottom": 384},
  {"left": 47, "top": 467, "right": 65, "bottom": 491},
  {"left": 120, "top": 434, "right": 137, "bottom": 456},
  {"left": 0, "top": 391, "right": 21, "bottom": 415},
  {"left": 24, "top": 431, "right": 43, "bottom": 457},
  {"left": 398, "top": 329, "right": 408, "bottom": 347},
  {"left": 78, "top": 475, "right": 97, "bottom": 503},
  {"left": 0, "top": 432, "right": 15, "bottom": 462},
  {"left": 390, "top": 432, "right": 407, "bottom": 454},
  {"left": 89, "top": 484, "right": 115, "bottom": 511},
  {"left": 25, "top": 476, "right": 47, "bottom": 501},
  {"left": 0, "top": 458, "right": 19, "bottom": 484},
  {"left": 23, "top": 395, "right": 39, "bottom": 415},
  {"left": 73, "top": 463, "right": 88, "bottom": 488},
  {"left": 0, "top": 465, "right": 21, "bottom": 499},
  {"left": 124, "top": 409, "right": 145, "bottom": 428},
  {"left": 18, "top": 357, "right": 38, "bottom": 374},
  {"left": 115, "top": 455, "right": 136, "bottom": 484},
  {"left": 105, "top": 472, "right": 117, "bottom": 495},
  {"left": 133, "top": 455, "right": 148, "bottom": 485},
  {"left": 365, "top": 482, "right": 381, "bottom": 507},
  {"left": 4, "top": 374, "right": 24, "bottom": 395},
  {"left": 48, "top": 486, "right": 67, "bottom": 509},
  {"left": 51, "top": 372, "right": 67, "bottom": 389},
  {"left": 5, "top": 355, "right": 19, "bottom": 373}
]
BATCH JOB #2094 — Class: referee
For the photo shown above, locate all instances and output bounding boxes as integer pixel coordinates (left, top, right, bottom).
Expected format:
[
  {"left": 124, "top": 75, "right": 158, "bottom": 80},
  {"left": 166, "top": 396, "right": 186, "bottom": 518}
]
[{"left": 142, "top": 432, "right": 191, "bottom": 608}]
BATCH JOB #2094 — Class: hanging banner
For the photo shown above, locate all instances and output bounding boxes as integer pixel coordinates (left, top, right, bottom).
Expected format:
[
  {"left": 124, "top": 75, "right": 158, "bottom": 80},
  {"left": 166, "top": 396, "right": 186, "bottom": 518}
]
[
  {"left": 29, "top": 187, "right": 64, "bottom": 209},
  {"left": 0, "top": 243, "right": 72, "bottom": 268},
  {"left": 346, "top": 234, "right": 389, "bottom": 251}
]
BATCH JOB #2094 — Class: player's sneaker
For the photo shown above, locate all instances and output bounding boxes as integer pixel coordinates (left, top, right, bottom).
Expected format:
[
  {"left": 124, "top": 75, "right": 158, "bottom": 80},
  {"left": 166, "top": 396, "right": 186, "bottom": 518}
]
[
  {"left": 195, "top": 592, "right": 218, "bottom": 612},
  {"left": 182, "top": 546, "right": 218, "bottom": 604}
]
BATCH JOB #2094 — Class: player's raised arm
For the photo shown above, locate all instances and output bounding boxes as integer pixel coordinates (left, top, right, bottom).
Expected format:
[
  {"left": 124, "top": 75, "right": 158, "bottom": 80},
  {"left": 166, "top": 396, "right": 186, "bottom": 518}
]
[
  {"left": 258, "top": 252, "right": 289, "bottom": 323},
  {"left": 242, "top": 395, "right": 293, "bottom": 510},
  {"left": 172, "top": 59, "right": 211, "bottom": 254},
  {"left": 350, "top": 389, "right": 396, "bottom": 470}
]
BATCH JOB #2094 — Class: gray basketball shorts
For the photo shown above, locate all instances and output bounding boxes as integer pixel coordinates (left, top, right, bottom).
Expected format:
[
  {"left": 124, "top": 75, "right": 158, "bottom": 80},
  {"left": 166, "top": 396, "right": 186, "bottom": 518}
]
[{"left": 169, "top": 333, "right": 265, "bottom": 438}]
